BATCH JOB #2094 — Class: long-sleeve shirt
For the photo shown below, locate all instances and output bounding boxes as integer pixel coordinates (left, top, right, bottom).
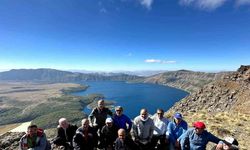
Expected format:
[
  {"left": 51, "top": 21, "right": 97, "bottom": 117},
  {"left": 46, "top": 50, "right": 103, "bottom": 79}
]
[
  {"left": 132, "top": 116, "right": 154, "bottom": 143},
  {"left": 151, "top": 115, "right": 169, "bottom": 136},
  {"left": 178, "top": 128, "right": 221, "bottom": 150},
  {"left": 113, "top": 114, "right": 132, "bottom": 132},
  {"left": 166, "top": 120, "right": 188, "bottom": 143}
]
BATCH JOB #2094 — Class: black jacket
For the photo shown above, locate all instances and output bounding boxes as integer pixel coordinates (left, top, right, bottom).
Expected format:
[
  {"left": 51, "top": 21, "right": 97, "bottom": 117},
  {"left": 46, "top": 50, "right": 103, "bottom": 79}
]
[
  {"left": 53, "top": 124, "right": 78, "bottom": 147},
  {"left": 73, "top": 126, "right": 98, "bottom": 150}
]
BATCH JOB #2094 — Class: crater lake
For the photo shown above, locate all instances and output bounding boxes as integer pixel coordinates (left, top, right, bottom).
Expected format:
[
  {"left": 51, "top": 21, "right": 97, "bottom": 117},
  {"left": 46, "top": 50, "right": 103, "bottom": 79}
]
[{"left": 73, "top": 81, "right": 189, "bottom": 118}]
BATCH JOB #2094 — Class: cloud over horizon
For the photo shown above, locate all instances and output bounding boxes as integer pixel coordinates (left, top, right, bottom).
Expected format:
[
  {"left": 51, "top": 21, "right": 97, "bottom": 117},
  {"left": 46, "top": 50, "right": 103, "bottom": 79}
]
[{"left": 145, "top": 59, "right": 176, "bottom": 64}]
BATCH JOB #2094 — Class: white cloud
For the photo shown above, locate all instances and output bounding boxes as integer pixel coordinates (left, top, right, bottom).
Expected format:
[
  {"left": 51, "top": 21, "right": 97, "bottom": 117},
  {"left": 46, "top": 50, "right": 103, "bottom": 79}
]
[
  {"left": 179, "top": 0, "right": 227, "bottom": 10},
  {"left": 236, "top": 0, "right": 250, "bottom": 6},
  {"left": 138, "top": 0, "right": 154, "bottom": 9},
  {"left": 145, "top": 59, "right": 176, "bottom": 64}
]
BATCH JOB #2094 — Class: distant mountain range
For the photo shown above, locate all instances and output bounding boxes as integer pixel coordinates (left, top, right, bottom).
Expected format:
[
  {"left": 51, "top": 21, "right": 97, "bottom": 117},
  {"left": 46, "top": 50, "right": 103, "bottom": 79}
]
[
  {"left": 0, "top": 68, "right": 231, "bottom": 93},
  {"left": 0, "top": 68, "right": 143, "bottom": 82}
]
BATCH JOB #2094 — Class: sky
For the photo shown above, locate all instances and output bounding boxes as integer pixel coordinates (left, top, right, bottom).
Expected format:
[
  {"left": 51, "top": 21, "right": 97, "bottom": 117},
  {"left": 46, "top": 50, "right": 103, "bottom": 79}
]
[{"left": 0, "top": 0, "right": 250, "bottom": 72}]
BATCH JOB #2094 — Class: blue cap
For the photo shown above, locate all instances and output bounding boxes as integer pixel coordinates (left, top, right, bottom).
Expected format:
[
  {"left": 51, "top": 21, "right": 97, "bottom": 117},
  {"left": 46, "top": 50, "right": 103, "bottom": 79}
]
[{"left": 174, "top": 113, "right": 182, "bottom": 119}]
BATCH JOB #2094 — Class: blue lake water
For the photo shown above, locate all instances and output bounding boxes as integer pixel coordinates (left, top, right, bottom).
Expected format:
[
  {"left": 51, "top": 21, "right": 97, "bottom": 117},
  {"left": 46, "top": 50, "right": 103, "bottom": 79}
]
[{"left": 73, "top": 81, "right": 189, "bottom": 119}]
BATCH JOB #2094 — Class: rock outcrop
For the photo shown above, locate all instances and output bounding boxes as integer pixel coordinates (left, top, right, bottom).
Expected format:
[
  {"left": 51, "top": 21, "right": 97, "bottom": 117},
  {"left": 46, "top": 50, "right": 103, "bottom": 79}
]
[
  {"left": 0, "top": 132, "right": 25, "bottom": 150},
  {"left": 169, "top": 65, "right": 250, "bottom": 114}
]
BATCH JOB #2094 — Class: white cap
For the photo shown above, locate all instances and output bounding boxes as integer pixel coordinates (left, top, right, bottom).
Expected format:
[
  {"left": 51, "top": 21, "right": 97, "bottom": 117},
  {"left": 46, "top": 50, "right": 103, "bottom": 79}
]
[{"left": 105, "top": 118, "right": 113, "bottom": 123}]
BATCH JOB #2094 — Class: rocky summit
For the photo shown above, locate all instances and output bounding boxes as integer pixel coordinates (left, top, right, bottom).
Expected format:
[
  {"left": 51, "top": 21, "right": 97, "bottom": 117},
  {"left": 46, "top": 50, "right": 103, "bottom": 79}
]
[
  {"left": 169, "top": 65, "right": 250, "bottom": 114},
  {"left": 168, "top": 65, "right": 250, "bottom": 149}
]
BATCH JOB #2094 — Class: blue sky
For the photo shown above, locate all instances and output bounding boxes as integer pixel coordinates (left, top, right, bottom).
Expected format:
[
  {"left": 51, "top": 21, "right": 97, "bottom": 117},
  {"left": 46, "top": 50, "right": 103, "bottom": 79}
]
[{"left": 0, "top": 0, "right": 249, "bottom": 72}]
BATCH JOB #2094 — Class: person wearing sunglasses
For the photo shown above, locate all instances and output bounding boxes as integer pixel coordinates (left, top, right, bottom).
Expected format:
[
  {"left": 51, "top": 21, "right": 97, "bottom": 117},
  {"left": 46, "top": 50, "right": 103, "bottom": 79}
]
[
  {"left": 151, "top": 108, "right": 170, "bottom": 149},
  {"left": 113, "top": 106, "right": 132, "bottom": 134}
]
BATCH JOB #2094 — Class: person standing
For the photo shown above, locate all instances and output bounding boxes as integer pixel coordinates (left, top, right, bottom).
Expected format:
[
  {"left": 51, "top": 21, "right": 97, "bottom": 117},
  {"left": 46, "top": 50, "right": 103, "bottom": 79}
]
[
  {"left": 89, "top": 99, "right": 113, "bottom": 133},
  {"left": 151, "top": 108, "right": 170, "bottom": 150},
  {"left": 132, "top": 108, "right": 154, "bottom": 150},
  {"left": 113, "top": 106, "right": 132, "bottom": 134}
]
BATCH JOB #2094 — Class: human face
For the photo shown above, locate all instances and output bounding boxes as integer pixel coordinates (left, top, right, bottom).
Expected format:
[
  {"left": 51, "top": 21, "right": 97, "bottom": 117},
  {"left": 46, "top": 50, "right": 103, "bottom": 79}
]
[
  {"left": 115, "top": 109, "right": 123, "bottom": 116},
  {"left": 157, "top": 111, "right": 164, "bottom": 119},
  {"left": 194, "top": 127, "right": 204, "bottom": 135},
  {"left": 174, "top": 118, "right": 182, "bottom": 124},
  {"left": 28, "top": 127, "right": 37, "bottom": 137},
  {"left": 140, "top": 110, "right": 148, "bottom": 120},
  {"left": 98, "top": 101, "right": 104, "bottom": 109},
  {"left": 60, "top": 120, "right": 69, "bottom": 129},
  {"left": 106, "top": 122, "right": 113, "bottom": 127},
  {"left": 82, "top": 120, "right": 89, "bottom": 129},
  {"left": 118, "top": 131, "right": 126, "bottom": 140}
]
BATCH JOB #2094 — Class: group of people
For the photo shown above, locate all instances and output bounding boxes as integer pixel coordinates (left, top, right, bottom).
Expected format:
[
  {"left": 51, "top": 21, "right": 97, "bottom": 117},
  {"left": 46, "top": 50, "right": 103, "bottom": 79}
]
[{"left": 19, "top": 99, "right": 239, "bottom": 150}]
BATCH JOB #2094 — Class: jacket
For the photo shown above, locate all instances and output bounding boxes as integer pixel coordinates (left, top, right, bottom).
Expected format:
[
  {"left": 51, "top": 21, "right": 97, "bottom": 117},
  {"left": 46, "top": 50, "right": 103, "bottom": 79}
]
[
  {"left": 178, "top": 128, "right": 221, "bottom": 150},
  {"left": 19, "top": 128, "right": 48, "bottom": 150},
  {"left": 89, "top": 107, "right": 113, "bottom": 127},
  {"left": 113, "top": 114, "right": 132, "bottom": 132},
  {"left": 132, "top": 116, "right": 154, "bottom": 143},
  {"left": 53, "top": 124, "right": 78, "bottom": 147},
  {"left": 166, "top": 119, "right": 188, "bottom": 143},
  {"left": 72, "top": 126, "right": 98, "bottom": 150}
]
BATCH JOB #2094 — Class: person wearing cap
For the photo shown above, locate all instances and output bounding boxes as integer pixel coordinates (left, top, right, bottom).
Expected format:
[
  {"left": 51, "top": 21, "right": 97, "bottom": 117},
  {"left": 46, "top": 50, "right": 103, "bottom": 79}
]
[
  {"left": 214, "top": 137, "right": 239, "bottom": 150},
  {"left": 132, "top": 108, "right": 154, "bottom": 150},
  {"left": 113, "top": 106, "right": 132, "bottom": 133},
  {"left": 99, "top": 118, "right": 118, "bottom": 150},
  {"left": 89, "top": 99, "right": 113, "bottom": 133},
  {"left": 166, "top": 112, "right": 188, "bottom": 150},
  {"left": 151, "top": 108, "right": 170, "bottom": 150},
  {"left": 178, "top": 121, "right": 221, "bottom": 150}
]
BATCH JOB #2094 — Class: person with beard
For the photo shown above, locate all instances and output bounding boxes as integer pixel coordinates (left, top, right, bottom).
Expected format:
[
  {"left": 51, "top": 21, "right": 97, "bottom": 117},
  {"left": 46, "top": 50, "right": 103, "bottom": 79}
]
[{"left": 132, "top": 108, "right": 154, "bottom": 150}]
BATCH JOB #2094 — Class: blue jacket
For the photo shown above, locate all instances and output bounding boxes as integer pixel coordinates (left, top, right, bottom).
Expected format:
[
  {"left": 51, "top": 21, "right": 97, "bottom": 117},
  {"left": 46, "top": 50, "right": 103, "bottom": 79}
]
[
  {"left": 166, "top": 120, "right": 188, "bottom": 143},
  {"left": 113, "top": 114, "right": 132, "bottom": 132},
  {"left": 178, "top": 128, "right": 221, "bottom": 150}
]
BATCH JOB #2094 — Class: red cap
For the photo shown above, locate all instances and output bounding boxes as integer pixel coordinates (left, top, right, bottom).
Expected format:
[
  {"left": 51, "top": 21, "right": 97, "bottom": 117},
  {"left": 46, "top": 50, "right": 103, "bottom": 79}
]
[{"left": 193, "top": 121, "right": 206, "bottom": 129}]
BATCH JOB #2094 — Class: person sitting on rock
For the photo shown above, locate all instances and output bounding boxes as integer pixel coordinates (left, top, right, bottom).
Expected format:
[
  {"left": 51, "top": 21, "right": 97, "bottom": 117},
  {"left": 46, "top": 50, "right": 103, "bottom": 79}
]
[
  {"left": 132, "top": 108, "right": 154, "bottom": 150},
  {"left": 151, "top": 108, "right": 170, "bottom": 150},
  {"left": 19, "top": 124, "right": 50, "bottom": 150},
  {"left": 178, "top": 121, "right": 221, "bottom": 150},
  {"left": 99, "top": 118, "right": 118, "bottom": 150},
  {"left": 213, "top": 137, "right": 239, "bottom": 150},
  {"left": 89, "top": 99, "right": 113, "bottom": 134},
  {"left": 73, "top": 118, "right": 98, "bottom": 150},
  {"left": 166, "top": 112, "right": 188, "bottom": 150},
  {"left": 112, "top": 106, "right": 132, "bottom": 134},
  {"left": 52, "top": 118, "right": 77, "bottom": 150},
  {"left": 114, "top": 129, "right": 138, "bottom": 150}
]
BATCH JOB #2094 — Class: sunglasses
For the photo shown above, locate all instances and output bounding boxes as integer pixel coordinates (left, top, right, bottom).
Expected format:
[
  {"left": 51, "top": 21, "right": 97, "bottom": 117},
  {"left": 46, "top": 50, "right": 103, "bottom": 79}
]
[
  {"left": 116, "top": 110, "right": 122, "bottom": 112},
  {"left": 157, "top": 113, "right": 163, "bottom": 114}
]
